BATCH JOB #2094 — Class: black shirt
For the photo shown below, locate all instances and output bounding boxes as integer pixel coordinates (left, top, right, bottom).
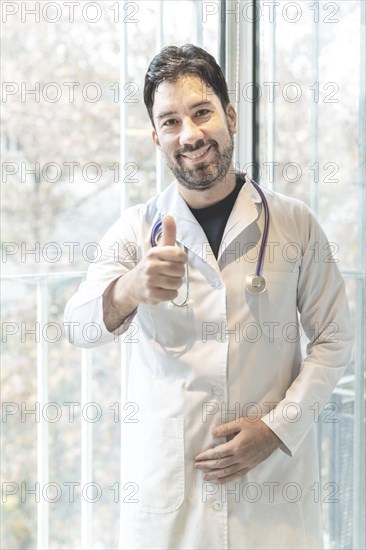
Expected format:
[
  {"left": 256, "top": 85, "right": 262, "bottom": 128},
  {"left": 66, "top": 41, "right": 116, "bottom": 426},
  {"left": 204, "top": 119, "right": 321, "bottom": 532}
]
[{"left": 188, "top": 173, "right": 246, "bottom": 259}]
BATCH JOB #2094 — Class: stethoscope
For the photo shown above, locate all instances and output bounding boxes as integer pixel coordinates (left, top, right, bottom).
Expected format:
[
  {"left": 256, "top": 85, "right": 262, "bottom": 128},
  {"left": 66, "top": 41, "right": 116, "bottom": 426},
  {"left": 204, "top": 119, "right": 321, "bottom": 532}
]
[{"left": 150, "top": 179, "right": 269, "bottom": 305}]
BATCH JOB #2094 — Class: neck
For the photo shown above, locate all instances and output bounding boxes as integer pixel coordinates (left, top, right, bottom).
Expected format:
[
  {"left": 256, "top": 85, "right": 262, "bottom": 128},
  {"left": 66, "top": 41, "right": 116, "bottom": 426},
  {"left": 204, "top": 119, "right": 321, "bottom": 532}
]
[{"left": 177, "top": 169, "right": 237, "bottom": 209}]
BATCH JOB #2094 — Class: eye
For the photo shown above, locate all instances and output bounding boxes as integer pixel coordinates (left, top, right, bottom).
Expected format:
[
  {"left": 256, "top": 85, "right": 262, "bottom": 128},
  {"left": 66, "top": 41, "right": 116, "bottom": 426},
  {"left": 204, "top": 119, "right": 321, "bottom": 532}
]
[
  {"left": 162, "top": 118, "right": 179, "bottom": 127},
  {"left": 195, "top": 109, "right": 211, "bottom": 117}
]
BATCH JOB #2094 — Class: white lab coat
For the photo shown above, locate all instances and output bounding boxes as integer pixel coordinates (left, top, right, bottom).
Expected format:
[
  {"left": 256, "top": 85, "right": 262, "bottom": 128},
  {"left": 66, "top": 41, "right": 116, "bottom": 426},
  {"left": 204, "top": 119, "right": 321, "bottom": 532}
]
[{"left": 64, "top": 178, "right": 353, "bottom": 550}]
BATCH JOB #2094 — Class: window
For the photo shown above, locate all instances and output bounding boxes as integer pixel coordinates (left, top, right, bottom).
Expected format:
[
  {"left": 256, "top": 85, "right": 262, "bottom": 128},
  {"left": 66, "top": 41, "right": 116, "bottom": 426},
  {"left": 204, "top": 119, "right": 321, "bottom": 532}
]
[
  {"left": 1, "top": 2, "right": 219, "bottom": 548},
  {"left": 235, "top": 1, "right": 365, "bottom": 547},
  {"left": 1, "top": 1, "right": 364, "bottom": 549}
]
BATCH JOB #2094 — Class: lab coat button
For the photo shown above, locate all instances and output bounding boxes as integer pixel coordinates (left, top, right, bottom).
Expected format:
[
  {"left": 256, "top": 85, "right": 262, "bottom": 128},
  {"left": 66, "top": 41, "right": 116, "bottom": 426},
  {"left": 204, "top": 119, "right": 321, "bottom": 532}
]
[
  {"left": 212, "top": 280, "right": 223, "bottom": 289},
  {"left": 212, "top": 385, "right": 223, "bottom": 396},
  {"left": 213, "top": 501, "right": 222, "bottom": 511}
]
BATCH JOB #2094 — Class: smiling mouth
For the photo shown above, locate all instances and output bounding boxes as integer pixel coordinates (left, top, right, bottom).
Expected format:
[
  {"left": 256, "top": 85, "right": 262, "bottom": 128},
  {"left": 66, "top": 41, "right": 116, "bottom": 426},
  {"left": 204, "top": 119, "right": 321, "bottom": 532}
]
[{"left": 180, "top": 145, "right": 212, "bottom": 161}]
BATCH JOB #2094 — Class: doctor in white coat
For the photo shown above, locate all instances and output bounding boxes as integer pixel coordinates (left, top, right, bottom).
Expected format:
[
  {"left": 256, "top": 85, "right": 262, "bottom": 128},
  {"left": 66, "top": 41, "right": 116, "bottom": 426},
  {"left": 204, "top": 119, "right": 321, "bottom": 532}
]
[{"left": 64, "top": 45, "right": 353, "bottom": 549}]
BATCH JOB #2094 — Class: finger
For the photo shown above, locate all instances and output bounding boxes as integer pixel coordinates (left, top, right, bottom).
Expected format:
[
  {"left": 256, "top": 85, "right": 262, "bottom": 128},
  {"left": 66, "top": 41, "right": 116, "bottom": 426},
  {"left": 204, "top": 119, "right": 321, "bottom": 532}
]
[
  {"left": 194, "top": 456, "right": 235, "bottom": 470},
  {"left": 148, "top": 246, "right": 187, "bottom": 268},
  {"left": 152, "top": 250, "right": 187, "bottom": 267},
  {"left": 160, "top": 215, "right": 176, "bottom": 246},
  {"left": 195, "top": 442, "right": 234, "bottom": 462},
  {"left": 144, "top": 288, "right": 179, "bottom": 304},
  {"left": 216, "top": 467, "right": 249, "bottom": 484},
  {"left": 154, "top": 274, "right": 184, "bottom": 291},
  {"left": 154, "top": 256, "right": 186, "bottom": 273},
  {"left": 145, "top": 259, "right": 185, "bottom": 280},
  {"left": 211, "top": 419, "right": 242, "bottom": 438},
  {"left": 203, "top": 463, "right": 244, "bottom": 482}
]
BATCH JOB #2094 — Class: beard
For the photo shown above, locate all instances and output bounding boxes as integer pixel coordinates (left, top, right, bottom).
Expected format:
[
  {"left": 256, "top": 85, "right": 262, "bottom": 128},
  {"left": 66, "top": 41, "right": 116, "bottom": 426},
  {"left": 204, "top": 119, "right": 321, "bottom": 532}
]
[{"left": 165, "top": 128, "right": 235, "bottom": 191}]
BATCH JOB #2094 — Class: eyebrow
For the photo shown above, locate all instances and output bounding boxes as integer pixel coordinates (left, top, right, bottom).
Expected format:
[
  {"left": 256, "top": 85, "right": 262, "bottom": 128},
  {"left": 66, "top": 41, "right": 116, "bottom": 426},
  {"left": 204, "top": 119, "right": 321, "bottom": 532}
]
[{"left": 156, "top": 101, "right": 214, "bottom": 120}]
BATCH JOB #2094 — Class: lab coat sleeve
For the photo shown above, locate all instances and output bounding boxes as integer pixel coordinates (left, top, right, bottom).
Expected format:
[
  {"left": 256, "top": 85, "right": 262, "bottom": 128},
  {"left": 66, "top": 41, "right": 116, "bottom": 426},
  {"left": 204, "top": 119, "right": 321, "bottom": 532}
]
[
  {"left": 64, "top": 211, "right": 141, "bottom": 349},
  {"left": 261, "top": 202, "right": 354, "bottom": 456}
]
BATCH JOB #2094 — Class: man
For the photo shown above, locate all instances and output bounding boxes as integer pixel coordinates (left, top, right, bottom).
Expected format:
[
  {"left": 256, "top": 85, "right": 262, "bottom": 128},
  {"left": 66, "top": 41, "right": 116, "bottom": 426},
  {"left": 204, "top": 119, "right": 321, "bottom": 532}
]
[{"left": 65, "top": 45, "right": 353, "bottom": 549}]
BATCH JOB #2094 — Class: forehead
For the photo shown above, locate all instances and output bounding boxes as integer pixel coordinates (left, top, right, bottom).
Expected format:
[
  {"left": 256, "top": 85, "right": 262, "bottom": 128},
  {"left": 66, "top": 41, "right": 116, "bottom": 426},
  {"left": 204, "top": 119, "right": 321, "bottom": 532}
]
[{"left": 152, "top": 75, "right": 221, "bottom": 116}]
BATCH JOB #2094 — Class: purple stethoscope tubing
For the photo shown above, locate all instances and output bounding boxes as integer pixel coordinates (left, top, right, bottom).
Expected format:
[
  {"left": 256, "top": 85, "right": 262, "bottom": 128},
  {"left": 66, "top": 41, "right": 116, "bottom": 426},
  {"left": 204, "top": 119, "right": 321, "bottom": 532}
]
[
  {"left": 250, "top": 179, "right": 270, "bottom": 277},
  {"left": 150, "top": 219, "right": 163, "bottom": 248}
]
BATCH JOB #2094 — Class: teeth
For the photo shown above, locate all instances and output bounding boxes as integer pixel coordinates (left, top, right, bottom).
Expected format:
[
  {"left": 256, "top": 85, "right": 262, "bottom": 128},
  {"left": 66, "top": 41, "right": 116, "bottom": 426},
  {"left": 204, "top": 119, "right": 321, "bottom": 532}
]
[{"left": 183, "top": 146, "right": 210, "bottom": 160}]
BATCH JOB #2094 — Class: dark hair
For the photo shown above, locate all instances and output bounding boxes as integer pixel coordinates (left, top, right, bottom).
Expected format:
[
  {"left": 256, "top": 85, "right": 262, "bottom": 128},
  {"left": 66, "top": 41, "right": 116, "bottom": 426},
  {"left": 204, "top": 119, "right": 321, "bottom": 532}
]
[{"left": 144, "top": 44, "right": 230, "bottom": 127}]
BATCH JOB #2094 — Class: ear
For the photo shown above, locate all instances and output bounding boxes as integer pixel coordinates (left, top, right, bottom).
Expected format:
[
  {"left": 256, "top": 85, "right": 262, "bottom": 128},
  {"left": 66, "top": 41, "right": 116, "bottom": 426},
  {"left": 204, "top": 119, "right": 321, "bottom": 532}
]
[
  {"left": 226, "top": 104, "right": 237, "bottom": 134},
  {"left": 152, "top": 129, "right": 161, "bottom": 149}
]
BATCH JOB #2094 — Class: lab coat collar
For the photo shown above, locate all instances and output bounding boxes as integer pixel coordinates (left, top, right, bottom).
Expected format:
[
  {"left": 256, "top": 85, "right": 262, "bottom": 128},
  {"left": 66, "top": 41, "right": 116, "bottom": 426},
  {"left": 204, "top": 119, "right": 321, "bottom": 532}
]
[
  {"left": 220, "top": 175, "right": 262, "bottom": 248},
  {"left": 156, "top": 175, "right": 262, "bottom": 273}
]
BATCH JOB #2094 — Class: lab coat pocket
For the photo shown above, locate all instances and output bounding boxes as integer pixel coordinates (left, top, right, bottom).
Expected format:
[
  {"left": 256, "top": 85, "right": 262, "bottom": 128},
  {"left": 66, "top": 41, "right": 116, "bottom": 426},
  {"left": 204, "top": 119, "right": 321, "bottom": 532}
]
[
  {"left": 258, "top": 271, "right": 299, "bottom": 341},
  {"left": 150, "top": 300, "right": 196, "bottom": 349},
  {"left": 136, "top": 416, "right": 185, "bottom": 514}
]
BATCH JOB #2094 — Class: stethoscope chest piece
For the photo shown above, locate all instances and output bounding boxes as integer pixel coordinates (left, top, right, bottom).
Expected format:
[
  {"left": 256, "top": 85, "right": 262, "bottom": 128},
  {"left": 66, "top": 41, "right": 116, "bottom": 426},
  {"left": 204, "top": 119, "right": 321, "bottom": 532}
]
[{"left": 246, "top": 274, "right": 266, "bottom": 294}]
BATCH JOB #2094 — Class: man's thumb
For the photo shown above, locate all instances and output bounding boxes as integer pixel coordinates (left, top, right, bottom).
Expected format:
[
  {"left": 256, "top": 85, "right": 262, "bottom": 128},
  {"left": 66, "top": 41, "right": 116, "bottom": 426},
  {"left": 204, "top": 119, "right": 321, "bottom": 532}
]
[{"left": 161, "top": 215, "right": 176, "bottom": 246}]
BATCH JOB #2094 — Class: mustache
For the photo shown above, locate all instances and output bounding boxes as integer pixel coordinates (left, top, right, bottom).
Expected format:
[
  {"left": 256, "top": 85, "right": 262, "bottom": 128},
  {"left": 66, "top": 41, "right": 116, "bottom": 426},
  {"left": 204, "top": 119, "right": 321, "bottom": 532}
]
[{"left": 175, "top": 139, "right": 218, "bottom": 158}]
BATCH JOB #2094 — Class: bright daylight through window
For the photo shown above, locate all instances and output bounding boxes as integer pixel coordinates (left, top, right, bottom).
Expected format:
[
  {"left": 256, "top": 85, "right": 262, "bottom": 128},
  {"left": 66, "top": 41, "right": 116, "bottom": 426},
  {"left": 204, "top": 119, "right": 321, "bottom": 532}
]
[{"left": 1, "top": 1, "right": 365, "bottom": 549}]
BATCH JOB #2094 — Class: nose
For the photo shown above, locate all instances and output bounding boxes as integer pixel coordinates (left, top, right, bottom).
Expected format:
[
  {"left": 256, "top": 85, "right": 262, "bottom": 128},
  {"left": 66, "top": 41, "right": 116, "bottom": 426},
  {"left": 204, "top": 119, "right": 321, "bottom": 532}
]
[{"left": 179, "top": 117, "right": 204, "bottom": 147}]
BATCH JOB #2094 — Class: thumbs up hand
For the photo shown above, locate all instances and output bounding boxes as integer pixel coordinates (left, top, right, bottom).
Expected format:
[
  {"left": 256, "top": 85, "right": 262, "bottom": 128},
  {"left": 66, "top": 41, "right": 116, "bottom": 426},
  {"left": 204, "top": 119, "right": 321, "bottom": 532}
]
[{"left": 129, "top": 215, "right": 187, "bottom": 305}]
